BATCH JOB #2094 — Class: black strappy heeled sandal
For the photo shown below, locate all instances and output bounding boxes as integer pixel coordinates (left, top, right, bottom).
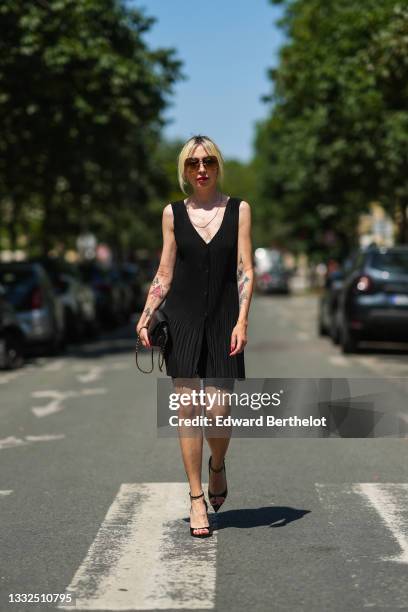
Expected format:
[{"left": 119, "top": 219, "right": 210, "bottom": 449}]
[
  {"left": 208, "top": 456, "right": 228, "bottom": 512},
  {"left": 189, "top": 491, "right": 212, "bottom": 538}
]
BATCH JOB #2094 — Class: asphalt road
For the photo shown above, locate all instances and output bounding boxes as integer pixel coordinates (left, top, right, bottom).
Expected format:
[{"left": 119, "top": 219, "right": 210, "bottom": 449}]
[{"left": 1, "top": 293, "right": 408, "bottom": 612}]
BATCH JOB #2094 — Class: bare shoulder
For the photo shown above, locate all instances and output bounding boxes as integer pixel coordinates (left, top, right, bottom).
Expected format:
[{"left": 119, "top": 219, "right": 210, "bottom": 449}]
[
  {"left": 238, "top": 200, "right": 251, "bottom": 223},
  {"left": 163, "top": 203, "right": 174, "bottom": 218},
  {"left": 162, "top": 203, "right": 175, "bottom": 233},
  {"left": 239, "top": 200, "right": 251, "bottom": 211}
]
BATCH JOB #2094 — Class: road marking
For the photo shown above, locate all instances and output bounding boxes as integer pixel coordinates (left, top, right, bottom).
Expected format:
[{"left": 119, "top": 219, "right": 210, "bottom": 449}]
[
  {"left": 44, "top": 359, "right": 67, "bottom": 372},
  {"left": 31, "top": 390, "right": 78, "bottom": 417},
  {"left": 77, "top": 366, "right": 103, "bottom": 383},
  {"left": 355, "top": 355, "right": 408, "bottom": 377},
  {"left": 0, "top": 490, "right": 13, "bottom": 495},
  {"left": 24, "top": 434, "right": 66, "bottom": 442},
  {"left": 328, "top": 355, "right": 349, "bottom": 367},
  {"left": 354, "top": 484, "right": 408, "bottom": 564},
  {"left": 0, "top": 371, "right": 23, "bottom": 385},
  {"left": 0, "top": 436, "right": 28, "bottom": 449},
  {"left": 296, "top": 332, "right": 310, "bottom": 341},
  {"left": 0, "top": 434, "right": 65, "bottom": 450},
  {"left": 80, "top": 388, "right": 106, "bottom": 397},
  {"left": 31, "top": 388, "right": 107, "bottom": 417},
  {"left": 316, "top": 483, "right": 408, "bottom": 608},
  {"left": 111, "top": 362, "right": 131, "bottom": 370},
  {"left": 75, "top": 362, "right": 131, "bottom": 384},
  {"left": 59, "top": 483, "right": 217, "bottom": 610}
]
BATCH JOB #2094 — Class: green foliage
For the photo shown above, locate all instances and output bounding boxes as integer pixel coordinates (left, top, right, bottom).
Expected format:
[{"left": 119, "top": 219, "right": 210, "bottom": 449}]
[
  {"left": 255, "top": 0, "right": 408, "bottom": 257},
  {"left": 0, "top": 0, "right": 182, "bottom": 256}
]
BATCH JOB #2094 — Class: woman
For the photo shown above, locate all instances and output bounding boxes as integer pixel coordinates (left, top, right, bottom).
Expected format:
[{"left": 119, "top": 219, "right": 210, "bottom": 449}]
[{"left": 136, "top": 135, "right": 253, "bottom": 537}]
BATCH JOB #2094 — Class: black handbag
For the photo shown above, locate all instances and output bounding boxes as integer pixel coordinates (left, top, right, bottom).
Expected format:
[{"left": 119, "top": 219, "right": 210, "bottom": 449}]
[{"left": 135, "top": 304, "right": 169, "bottom": 374}]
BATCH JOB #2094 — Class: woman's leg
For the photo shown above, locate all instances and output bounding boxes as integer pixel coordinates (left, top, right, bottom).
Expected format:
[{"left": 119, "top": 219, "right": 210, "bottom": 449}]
[
  {"left": 204, "top": 380, "right": 233, "bottom": 494},
  {"left": 173, "top": 377, "right": 209, "bottom": 533}
]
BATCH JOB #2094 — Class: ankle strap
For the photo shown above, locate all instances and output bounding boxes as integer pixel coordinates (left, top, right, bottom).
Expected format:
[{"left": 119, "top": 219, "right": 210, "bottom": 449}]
[
  {"left": 189, "top": 491, "right": 204, "bottom": 500},
  {"left": 209, "top": 457, "right": 225, "bottom": 473}
]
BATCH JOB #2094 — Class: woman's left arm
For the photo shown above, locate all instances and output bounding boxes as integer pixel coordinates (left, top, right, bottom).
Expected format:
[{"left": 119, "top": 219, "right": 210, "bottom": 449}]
[{"left": 230, "top": 201, "right": 254, "bottom": 356}]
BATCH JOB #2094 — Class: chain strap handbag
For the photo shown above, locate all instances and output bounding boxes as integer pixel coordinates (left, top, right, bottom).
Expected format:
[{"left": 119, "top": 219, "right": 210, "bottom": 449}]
[{"left": 135, "top": 304, "right": 169, "bottom": 374}]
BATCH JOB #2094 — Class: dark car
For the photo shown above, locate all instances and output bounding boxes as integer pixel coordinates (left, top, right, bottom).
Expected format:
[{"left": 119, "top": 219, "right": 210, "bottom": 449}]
[
  {"left": 338, "top": 246, "right": 408, "bottom": 353},
  {"left": 256, "top": 264, "right": 290, "bottom": 294},
  {"left": 254, "top": 248, "right": 290, "bottom": 294},
  {"left": 0, "top": 262, "right": 65, "bottom": 353},
  {"left": 32, "top": 257, "right": 98, "bottom": 341},
  {"left": 117, "top": 262, "right": 145, "bottom": 313},
  {"left": 78, "top": 262, "right": 122, "bottom": 328},
  {"left": 0, "top": 284, "right": 25, "bottom": 369},
  {"left": 107, "top": 265, "right": 134, "bottom": 323}
]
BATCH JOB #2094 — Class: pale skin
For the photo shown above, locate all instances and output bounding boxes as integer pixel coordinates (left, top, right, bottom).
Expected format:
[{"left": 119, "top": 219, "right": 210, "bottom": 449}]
[{"left": 136, "top": 143, "right": 254, "bottom": 534}]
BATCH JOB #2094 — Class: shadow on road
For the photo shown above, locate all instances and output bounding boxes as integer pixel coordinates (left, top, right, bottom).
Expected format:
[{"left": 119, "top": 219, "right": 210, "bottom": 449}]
[{"left": 184, "top": 506, "right": 311, "bottom": 530}]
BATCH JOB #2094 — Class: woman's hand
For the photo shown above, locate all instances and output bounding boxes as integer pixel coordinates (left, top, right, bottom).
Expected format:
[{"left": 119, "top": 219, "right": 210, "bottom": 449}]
[
  {"left": 229, "top": 321, "right": 247, "bottom": 356},
  {"left": 136, "top": 323, "right": 151, "bottom": 348}
]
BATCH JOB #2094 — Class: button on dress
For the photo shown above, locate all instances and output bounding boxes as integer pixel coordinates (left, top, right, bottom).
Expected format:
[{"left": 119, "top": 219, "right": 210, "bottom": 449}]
[{"left": 162, "top": 197, "right": 245, "bottom": 380}]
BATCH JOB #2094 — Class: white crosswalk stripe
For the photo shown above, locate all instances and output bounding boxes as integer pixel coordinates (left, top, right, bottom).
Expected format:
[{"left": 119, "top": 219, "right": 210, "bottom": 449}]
[
  {"left": 354, "top": 483, "right": 408, "bottom": 564},
  {"left": 316, "top": 483, "right": 408, "bottom": 608},
  {"left": 354, "top": 355, "right": 408, "bottom": 378},
  {"left": 59, "top": 483, "right": 217, "bottom": 610}
]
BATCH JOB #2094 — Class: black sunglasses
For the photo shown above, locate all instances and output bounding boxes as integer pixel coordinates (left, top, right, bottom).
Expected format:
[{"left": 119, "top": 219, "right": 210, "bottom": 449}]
[{"left": 185, "top": 156, "right": 218, "bottom": 169}]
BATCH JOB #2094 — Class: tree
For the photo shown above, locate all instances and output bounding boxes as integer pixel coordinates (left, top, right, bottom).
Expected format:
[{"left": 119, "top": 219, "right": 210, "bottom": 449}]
[
  {"left": 255, "top": 0, "right": 408, "bottom": 260},
  {"left": 0, "top": 0, "right": 182, "bottom": 256}
]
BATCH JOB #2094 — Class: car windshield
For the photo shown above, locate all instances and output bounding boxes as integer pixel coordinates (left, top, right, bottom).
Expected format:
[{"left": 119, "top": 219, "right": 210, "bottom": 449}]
[
  {"left": 0, "top": 268, "right": 37, "bottom": 308},
  {"left": 370, "top": 252, "right": 408, "bottom": 274}
]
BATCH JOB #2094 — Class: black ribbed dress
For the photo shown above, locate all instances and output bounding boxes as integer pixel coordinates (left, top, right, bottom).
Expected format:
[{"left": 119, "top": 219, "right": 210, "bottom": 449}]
[{"left": 162, "top": 197, "right": 245, "bottom": 380}]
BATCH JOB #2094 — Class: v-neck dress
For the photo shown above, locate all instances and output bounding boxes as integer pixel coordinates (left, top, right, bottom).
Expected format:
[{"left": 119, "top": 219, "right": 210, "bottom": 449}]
[{"left": 161, "top": 197, "right": 245, "bottom": 380}]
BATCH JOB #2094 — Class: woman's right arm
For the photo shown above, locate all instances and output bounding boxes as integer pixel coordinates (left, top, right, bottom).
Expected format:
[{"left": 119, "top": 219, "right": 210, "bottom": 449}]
[{"left": 136, "top": 204, "right": 177, "bottom": 348}]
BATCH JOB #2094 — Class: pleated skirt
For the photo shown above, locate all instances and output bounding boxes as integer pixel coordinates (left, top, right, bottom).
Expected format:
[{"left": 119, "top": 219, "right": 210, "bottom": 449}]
[{"left": 163, "top": 314, "right": 245, "bottom": 380}]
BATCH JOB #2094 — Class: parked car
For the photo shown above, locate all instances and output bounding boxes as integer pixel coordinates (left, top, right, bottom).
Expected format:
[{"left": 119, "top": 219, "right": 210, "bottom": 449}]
[
  {"left": 0, "top": 284, "right": 25, "bottom": 369},
  {"left": 107, "top": 265, "right": 134, "bottom": 323},
  {"left": 254, "top": 248, "right": 290, "bottom": 294},
  {"left": 0, "top": 262, "right": 65, "bottom": 354},
  {"left": 256, "top": 264, "right": 290, "bottom": 294},
  {"left": 32, "top": 257, "right": 98, "bottom": 342},
  {"left": 318, "top": 270, "right": 345, "bottom": 342},
  {"left": 78, "top": 262, "right": 123, "bottom": 328},
  {"left": 117, "top": 262, "right": 145, "bottom": 312},
  {"left": 337, "top": 246, "right": 408, "bottom": 353},
  {"left": 134, "top": 253, "right": 160, "bottom": 302}
]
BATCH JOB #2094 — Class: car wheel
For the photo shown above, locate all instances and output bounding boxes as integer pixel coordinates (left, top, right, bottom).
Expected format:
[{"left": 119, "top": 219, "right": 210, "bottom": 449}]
[
  {"left": 2, "top": 331, "right": 24, "bottom": 369},
  {"left": 340, "top": 325, "right": 359, "bottom": 354},
  {"left": 47, "top": 328, "right": 66, "bottom": 356},
  {"left": 64, "top": 307, "right": 83, "bottom": 343},
  {"left": 84, "top": 318, "right": 100, "bottom": 339}
]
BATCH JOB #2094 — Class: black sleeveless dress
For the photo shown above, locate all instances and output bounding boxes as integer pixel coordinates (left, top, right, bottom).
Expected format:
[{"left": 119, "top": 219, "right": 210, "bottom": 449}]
[{"left": 161, "top": 197, "right": 245, "bottom": 380}]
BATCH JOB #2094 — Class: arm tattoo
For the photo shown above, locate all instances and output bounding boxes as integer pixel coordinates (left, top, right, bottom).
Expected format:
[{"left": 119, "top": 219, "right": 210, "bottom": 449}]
[
  {"left": 237, "top": 255, "right": 244, "bottom": 283},
  {"left": 239, "top": 276, "right": 250, "bottom": 308},
  {"left": 149, "top": 276, "right": 164, "bottom": 300},
  {"left": 237, "top": 254, "right": 249, "bottom": 308},
  {"left": 138, "top": 268, "right": 172, "bottom": 331},
  {"left": 143, "top": 306, "right": 152, "bottom": 322}
]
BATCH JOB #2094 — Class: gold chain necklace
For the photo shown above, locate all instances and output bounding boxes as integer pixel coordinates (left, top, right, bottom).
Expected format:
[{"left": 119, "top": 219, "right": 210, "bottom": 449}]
[{"left": 186, "top": 194, "right": 223, "bottom": 229}]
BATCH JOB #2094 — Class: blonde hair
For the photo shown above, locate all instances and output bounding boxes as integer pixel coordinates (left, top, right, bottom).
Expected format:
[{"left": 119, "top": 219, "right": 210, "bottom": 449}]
[{"left": 177, "top": 135, "right": 224, "bottom": 194}]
